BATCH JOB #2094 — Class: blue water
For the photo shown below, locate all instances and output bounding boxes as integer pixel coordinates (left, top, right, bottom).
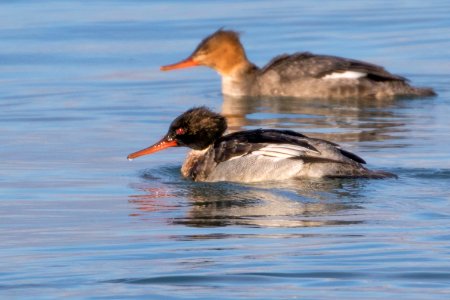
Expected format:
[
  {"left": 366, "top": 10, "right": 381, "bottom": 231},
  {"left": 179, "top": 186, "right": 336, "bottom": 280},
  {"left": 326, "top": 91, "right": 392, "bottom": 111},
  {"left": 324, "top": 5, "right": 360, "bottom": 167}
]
[{"left": 1, "top": 1, "right": 450, "bottom": 299}]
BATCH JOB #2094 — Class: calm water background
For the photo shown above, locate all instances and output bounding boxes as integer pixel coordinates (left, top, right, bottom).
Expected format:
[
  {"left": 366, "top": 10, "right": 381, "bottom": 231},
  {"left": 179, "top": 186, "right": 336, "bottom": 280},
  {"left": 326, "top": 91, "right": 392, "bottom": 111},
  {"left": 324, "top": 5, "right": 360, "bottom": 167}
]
[{"left": 1, "top": 1, "right": 450, "bottom": 299}]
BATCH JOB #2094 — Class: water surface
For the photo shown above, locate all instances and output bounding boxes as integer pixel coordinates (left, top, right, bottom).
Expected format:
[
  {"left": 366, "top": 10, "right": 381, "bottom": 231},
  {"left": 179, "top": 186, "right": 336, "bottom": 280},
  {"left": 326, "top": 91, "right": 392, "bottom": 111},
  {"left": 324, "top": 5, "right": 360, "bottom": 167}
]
[{"left": 1, "top": 1, "right": 450, "bottom": 299}]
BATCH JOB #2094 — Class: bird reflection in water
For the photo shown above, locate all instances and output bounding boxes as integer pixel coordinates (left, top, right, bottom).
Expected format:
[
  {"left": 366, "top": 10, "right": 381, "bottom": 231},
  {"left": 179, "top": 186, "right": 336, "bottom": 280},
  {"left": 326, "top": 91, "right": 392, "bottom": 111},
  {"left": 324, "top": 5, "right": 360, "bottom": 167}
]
[
  {"left": 127, "top": 169, "right": 184, "bottom": 217},
  {"left": 128, "top": 169, "right": 366, "bottom": 228},
  {"left": 221, "top": 95, "right": 408, "bottom": 144},
  {"left": 128, "top": 185, "right": 180, "bottom": 216}
]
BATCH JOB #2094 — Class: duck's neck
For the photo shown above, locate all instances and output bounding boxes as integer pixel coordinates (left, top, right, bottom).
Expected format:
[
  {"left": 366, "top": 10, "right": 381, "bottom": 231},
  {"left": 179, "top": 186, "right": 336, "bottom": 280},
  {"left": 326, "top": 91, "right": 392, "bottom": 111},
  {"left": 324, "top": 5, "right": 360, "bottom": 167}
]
[{"left": 221, "top": 62, "right": 259, "bottom": 97}]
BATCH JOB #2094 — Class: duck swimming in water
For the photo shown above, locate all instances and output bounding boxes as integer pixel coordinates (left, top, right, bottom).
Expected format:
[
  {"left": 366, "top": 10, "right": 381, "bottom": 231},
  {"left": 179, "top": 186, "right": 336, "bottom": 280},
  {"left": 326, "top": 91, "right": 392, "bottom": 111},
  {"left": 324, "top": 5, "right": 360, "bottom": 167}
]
[
  {"left": 127, "top": 107, "right": 395, "bottom": 183},
  {"left": 160, "top": 29, "right": 435, "bottom": 100}
]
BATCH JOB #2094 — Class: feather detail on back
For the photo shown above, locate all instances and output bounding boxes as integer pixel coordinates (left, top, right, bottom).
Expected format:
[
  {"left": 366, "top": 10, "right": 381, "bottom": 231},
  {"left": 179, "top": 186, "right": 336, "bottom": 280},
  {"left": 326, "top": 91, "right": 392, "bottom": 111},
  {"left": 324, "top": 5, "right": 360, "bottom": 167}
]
[
  {"left": 213, "top": 129, "right": 319, "bottom": 163},
  {"left": 251, "top": 144, "right": 319, "bottom": 160},
  {"left": 260, "top": 52, "right": 407, "bottom": 82}
]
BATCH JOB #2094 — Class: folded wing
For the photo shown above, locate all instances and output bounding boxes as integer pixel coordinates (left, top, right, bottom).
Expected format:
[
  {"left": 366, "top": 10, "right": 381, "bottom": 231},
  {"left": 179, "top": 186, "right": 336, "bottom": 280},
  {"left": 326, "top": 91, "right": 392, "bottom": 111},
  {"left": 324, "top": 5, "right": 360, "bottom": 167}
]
[{"left": 260, "top": 52, "right": 406, "bottom": 82}]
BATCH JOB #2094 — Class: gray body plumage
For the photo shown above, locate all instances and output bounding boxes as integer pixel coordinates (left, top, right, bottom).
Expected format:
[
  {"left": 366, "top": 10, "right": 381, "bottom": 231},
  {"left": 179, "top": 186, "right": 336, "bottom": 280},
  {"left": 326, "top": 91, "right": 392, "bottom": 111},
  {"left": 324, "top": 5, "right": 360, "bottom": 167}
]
[
  {"left": 181, "top": 129, "right": 394, "bottom": 183},
  {"left": 222, "top": 52, "right": 435, "bottom": 99}
]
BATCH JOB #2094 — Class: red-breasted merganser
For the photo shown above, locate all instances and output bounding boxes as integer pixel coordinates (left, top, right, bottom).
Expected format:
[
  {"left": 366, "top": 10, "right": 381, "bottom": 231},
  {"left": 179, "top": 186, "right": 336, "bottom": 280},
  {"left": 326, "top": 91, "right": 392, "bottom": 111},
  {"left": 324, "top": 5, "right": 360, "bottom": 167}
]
[
  {"left": 127, "top": 107, "right": 395, "bottom": 182},
  {"left": 160, "top": 29, "right": 435, "bottom": 99}
]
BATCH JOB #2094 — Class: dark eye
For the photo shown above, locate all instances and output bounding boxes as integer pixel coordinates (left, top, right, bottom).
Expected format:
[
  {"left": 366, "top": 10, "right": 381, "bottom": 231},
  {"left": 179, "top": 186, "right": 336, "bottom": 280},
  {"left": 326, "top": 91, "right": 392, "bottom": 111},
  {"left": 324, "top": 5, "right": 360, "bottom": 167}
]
[{"left": 176, "top": 128, "right": 186, "bottom": 135}]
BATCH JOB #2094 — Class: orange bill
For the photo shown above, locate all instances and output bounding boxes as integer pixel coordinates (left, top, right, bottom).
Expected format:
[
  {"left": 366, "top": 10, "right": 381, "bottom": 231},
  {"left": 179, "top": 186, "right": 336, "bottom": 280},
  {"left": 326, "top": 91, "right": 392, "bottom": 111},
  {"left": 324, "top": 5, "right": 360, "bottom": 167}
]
[
  {"left": 160, "top": 57, "right": 198, "bottom": 71},
  {"left": 127, "top": 137, "right": 178, "bottom": 160}
]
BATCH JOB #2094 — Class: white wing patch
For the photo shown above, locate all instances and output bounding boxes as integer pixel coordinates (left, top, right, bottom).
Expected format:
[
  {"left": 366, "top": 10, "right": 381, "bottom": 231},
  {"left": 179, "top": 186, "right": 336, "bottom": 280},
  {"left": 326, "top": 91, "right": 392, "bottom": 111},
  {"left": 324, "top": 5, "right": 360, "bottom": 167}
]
[
  {"left": 322, "top": 71, "right": 366, "bottom": 80},
  {"left": 251, "top": 144, "right": 318, "bottom": 160}
]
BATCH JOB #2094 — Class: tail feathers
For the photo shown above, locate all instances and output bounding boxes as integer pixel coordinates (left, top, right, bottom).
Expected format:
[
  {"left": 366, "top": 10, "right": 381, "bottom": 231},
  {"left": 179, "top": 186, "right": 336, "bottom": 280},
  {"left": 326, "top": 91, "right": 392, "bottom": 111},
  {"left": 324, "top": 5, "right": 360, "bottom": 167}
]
[
  {"left": 411, "top": 86, "right": 436, "bottom": 97},
  {"left": 386, "top": 80, "right": 436, "bottom": 98},
  {"left": 325, "top": 166, "right": 397, "bottom": 179},
  {"left": 362, "top": 169, "right": 398, "bottom": 179}
]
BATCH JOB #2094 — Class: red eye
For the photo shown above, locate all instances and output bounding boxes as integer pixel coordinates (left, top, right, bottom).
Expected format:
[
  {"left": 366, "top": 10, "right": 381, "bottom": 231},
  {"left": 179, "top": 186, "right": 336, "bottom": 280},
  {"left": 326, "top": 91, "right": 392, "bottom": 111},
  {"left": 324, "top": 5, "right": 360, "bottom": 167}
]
[{"left": 176, "top": 128, "right": 185, "bottom": 135}]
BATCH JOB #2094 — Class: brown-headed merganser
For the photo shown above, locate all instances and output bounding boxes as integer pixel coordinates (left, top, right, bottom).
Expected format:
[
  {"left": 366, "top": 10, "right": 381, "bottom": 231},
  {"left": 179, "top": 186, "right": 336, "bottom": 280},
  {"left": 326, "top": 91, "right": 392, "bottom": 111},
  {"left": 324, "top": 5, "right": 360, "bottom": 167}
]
[
  {"left": 160, "top": 29, "right": 435, "bottom": 100},
  {"left": 127, "top": 107, "right": 395, "bottom": 182}
]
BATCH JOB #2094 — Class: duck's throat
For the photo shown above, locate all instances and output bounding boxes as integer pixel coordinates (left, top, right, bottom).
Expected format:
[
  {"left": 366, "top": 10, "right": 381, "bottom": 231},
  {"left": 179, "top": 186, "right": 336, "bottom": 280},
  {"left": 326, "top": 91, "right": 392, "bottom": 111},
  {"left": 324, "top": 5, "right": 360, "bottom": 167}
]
[{"left": 220, "top": 64, "right": 258, "bottom": 97}]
